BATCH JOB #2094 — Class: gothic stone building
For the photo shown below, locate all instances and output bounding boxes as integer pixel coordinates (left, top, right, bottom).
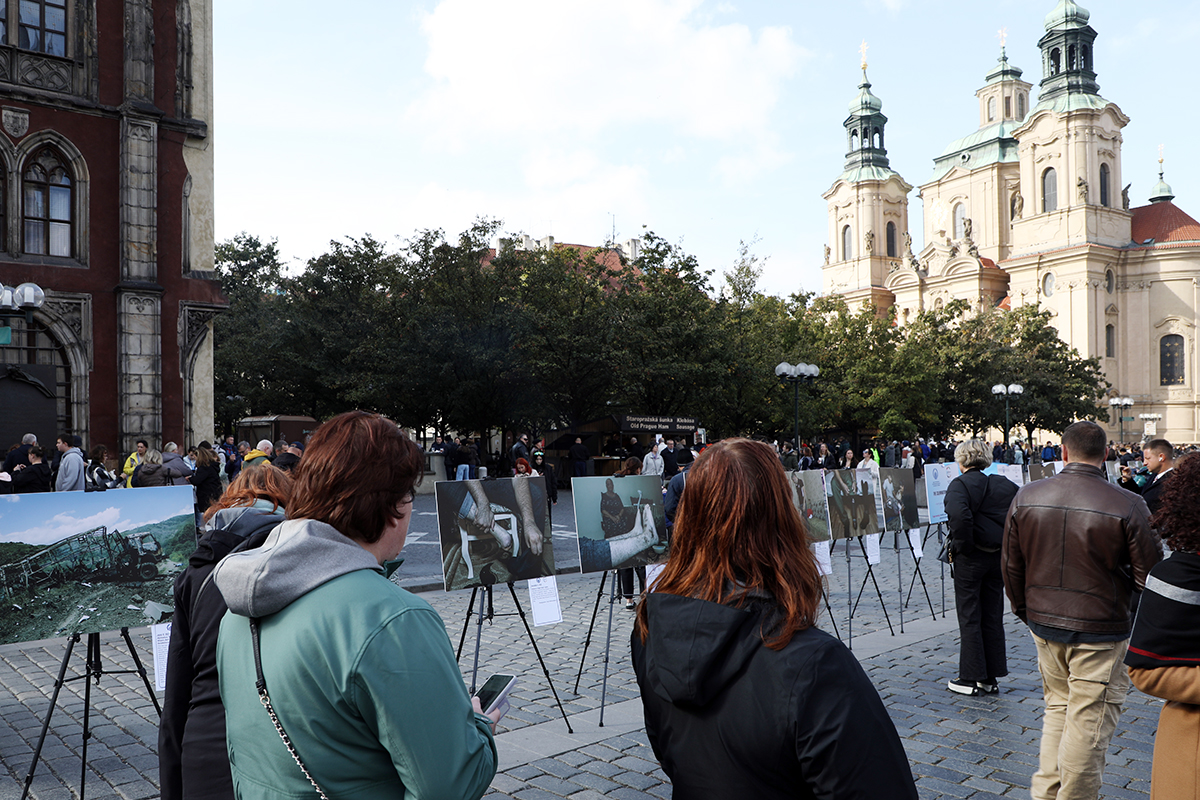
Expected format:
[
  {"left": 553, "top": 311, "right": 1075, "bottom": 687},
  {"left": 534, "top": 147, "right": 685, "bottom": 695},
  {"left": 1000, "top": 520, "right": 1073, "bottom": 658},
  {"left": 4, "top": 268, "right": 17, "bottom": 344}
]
[
  {"left": 0, "top": 0, "right": 222, "bottom": 456},
  {"left": 823, "top": 0, "right": 1200, "bottom": 445}
]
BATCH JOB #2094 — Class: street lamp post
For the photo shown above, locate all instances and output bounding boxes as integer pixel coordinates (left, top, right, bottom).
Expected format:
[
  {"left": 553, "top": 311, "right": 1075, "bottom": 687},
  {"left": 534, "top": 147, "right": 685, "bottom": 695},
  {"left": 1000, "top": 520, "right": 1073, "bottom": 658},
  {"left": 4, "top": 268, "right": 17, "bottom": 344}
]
[
  {"left": 1109, "top": 397, "right": 1133, "bottom": 444},
  {"left": 0, "top": 282, "right": 47, "bottom": 345},
  {"left": 776, "top": 362, "right": 820, "bottom": 450},
  {"left": 991, "top": 383, "right": 1024, "bottom": 445}
]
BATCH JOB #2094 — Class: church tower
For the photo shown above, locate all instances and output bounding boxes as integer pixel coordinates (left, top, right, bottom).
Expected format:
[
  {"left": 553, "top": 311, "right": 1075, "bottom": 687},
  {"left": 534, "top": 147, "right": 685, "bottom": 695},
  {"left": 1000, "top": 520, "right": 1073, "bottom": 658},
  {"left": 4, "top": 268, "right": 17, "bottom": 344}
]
[
  {"left": 822, "top": 50, "right": 912, "bottom": 311},
  {"left": 1008, "top": 0, "right": 1130, "bottom": 257}
]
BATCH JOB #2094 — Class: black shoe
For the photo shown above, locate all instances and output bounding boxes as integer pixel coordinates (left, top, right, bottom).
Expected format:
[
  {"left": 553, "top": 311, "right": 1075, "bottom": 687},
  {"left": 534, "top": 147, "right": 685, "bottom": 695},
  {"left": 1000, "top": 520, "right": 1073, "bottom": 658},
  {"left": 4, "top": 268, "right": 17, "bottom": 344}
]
[
  {"left": 947, "top": 678, "right": 981, "bottom": 696},
  {"left": 976, "top": 679, "right": 999, "bottom": 694},
  {"left": 625, "top": 600, "right": 636, "bottom": 610}
]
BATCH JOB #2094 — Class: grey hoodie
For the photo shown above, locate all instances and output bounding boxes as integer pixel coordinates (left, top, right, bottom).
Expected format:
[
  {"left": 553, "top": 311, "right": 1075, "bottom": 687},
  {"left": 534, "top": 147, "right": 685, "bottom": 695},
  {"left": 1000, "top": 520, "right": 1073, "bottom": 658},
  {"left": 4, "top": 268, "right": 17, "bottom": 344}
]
[
  {"left": 212, "top": 518, "right": 382, "bottom": 618},
  {"left": 55, "top": 446, "right": 86, "bottom": 492}
]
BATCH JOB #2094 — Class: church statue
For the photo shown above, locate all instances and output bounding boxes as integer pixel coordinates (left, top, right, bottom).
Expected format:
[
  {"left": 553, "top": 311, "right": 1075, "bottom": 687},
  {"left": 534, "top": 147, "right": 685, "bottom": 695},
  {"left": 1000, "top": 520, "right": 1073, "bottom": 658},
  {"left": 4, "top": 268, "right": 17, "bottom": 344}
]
[
  {"left": 1077, "top": 177, "right": 1088, "bottom": 202},
  {"left": 902, "top": 231, "right": 913, "bottom": 253},
  {"left": 1122, "top": 184, "right": 1131, "bottom": 211},
  {"left": 948, "top": 243, "right": 959, "bottom": 258},
  {"left": 864, "top": 229, "right": 874, "bottom": 255},
  {"left": 963, "top": 218, "right": 973, "bottom": 241},
  {"left": 1012, "top": 192, "right": 1024, "bottom": 219},
  {"left": 823, "top": 244, "right": 830, "bottom": 265},
  {"left": 968, "top": 241, "right": 979, "bottom": 258}
]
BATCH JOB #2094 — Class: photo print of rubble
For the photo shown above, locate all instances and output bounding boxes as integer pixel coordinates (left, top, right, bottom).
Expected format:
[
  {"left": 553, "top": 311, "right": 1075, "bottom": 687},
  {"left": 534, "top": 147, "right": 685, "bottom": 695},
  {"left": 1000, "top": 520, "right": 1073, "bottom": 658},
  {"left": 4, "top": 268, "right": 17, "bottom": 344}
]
[
  {"left": 0, "top": 486, "right": 197, "bottom": 645},
  {"left": 436, "top": 477, "right": 555, "bottom": 591},
  {"left": 571, "top": 475, "right": 667, "bottom": 574}
]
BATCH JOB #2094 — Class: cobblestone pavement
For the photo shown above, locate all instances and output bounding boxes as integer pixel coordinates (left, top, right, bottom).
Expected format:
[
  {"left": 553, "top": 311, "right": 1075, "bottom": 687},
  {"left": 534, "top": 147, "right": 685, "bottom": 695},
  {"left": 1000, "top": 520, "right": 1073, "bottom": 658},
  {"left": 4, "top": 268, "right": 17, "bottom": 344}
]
[{"left": 0, "top": 530, "right": 1161, "bottom": 800}]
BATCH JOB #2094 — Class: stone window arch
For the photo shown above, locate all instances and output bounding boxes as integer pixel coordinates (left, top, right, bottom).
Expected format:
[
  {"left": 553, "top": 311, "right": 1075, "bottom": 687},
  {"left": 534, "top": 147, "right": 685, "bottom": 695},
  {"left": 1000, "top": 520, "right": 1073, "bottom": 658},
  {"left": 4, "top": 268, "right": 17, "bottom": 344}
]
[
  {"left": 22, "top": 146, "right": 72, "bottom": 257},
  {"left": 886, "top": 222, "right": 896, "bottom": 257},
  {"left": 1099, "top": 163, "right": 1110, "bottom": 207},
  {"left": 841, "top": 225, "right": 852, "bottom": 261},
  {"left": 1105, "top": 324, "right": 1115, "bottom": 358},
  {"left": 18, "top": 0, "right": 68, "bottom": 57},
  {"left": 1161, "top": 334, "right": 1185, "bottom": 386},
  {"left": 953, "top": 203, "right": 966, "bottom": 240},
  {"left": 1018, "top": 93, "right": 1026, "bottom": 118},
  {"left": 1042, "top": 167, "right": 1058, "bottom": 213},
  {"left": 1050, "top": 48, "right": 1061, "bottom": 75},
  {"left": 987, "top": 97, "right": 995, "bottom": 122},
  {"left": 850, "top": 130, "right": 859, "bottom": 151}
]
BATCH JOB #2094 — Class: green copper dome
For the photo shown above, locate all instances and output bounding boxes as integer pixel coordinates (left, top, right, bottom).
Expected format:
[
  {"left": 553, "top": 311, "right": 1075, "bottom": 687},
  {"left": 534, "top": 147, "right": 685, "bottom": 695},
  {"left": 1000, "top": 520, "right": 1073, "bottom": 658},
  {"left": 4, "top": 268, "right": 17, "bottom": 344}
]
[
  {"left": 1150, "top": 172, "right": 1175, "bottom": 204},
  {"left": 848, "top": 70, "right": 883, "bottom": 114},
  {"left": 1044, "top": 0, "right": 1090, "bottom": 31}
]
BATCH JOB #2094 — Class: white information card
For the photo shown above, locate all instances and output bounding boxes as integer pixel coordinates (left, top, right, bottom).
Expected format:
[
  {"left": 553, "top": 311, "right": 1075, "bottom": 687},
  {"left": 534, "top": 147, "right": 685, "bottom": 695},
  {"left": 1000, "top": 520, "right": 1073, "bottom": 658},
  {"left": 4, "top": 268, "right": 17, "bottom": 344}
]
[
  {"left": 864, "top": 533, "right": 881, "bottom": 565},
  {"left": 811, "top": 541, "right": 833, "bottom": 576},
  {"left": 527, "top": 576, "right": 563, "bottom": 627},
  {"left": 906, "top": 529, "right": 924, "bottom": 561},
  {"left": 151, "top": 622, "right": 172, "bottom": 692}
]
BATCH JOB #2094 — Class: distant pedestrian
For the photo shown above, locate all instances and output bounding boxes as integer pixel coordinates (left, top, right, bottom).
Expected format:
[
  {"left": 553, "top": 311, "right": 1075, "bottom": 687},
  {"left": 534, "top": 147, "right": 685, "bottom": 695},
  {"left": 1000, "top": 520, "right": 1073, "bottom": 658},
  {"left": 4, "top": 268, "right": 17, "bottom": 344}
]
[
  {"left": 124, "top": 439, "right": 148, "bottom": 487},
  {"left": 569, "top": 436, "right": 589, "bottom": 478},
  {"left": 55, "top": 434, "right": 86, "bottom": 492},
  {"left": 11, "top": 446, "right": 52, "bottom": 493}
]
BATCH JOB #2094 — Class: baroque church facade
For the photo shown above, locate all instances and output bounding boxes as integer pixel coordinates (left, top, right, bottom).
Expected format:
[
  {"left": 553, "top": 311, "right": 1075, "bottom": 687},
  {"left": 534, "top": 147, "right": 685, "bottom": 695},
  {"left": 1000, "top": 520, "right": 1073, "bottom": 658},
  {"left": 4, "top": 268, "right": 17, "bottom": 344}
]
[{"left": 823, "top": 0, "right": 1200, "bottom": 445}]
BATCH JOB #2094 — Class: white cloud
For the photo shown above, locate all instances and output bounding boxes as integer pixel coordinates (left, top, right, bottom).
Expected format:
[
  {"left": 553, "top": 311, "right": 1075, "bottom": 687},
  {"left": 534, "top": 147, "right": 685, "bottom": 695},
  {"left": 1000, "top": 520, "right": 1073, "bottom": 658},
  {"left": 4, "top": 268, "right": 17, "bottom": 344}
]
[
  {"left": 6, "top": 507, "right": 123, "bottom": 547},
  {"left": 407, "top": 0, "right": 805, "bottom": 148}
]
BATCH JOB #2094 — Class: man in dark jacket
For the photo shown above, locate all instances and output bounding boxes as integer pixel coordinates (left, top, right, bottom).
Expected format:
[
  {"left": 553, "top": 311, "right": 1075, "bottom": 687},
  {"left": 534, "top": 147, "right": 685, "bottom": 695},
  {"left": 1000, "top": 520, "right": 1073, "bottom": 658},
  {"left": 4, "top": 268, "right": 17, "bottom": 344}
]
[
  {"left": 1003, "top": 421, "right": 1161, "bottom": 800},
  {"left": 568, "top": 437, "right": 589, "bottom": 478},
  {"left": 1117, "top": 437, "right": 1174, "bottom": 515},
  {"left": 3, "top": 433, "right": 37, "bottom": 473}
]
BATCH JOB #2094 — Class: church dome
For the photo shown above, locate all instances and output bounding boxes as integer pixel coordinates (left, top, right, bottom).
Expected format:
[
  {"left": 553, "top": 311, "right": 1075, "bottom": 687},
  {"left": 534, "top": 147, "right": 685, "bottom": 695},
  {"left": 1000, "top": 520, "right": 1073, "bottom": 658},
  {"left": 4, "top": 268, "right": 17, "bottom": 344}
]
[
  {"left": 1044, "top": 0, "right": 1090, "bottom": 31},
  {"left": 848, "top": 71, "right": 883, "bottom": 114},
  {"left": 1150, "top": 175, "right": 1175, "bottom": 204}
]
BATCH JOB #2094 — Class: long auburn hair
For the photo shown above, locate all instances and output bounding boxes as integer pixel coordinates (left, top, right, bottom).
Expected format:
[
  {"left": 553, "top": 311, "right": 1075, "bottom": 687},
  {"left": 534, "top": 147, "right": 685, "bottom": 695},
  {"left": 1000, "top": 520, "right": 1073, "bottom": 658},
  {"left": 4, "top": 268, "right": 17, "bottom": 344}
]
[
  {"left": 1150, "top": 452, "right": 1200, "bottom": 553},
  {"left": 203, "top": 464, "right": 292, "bottom": 523},
  {"left": 635, "top": 438, "right": 821, "bottom": 650}
]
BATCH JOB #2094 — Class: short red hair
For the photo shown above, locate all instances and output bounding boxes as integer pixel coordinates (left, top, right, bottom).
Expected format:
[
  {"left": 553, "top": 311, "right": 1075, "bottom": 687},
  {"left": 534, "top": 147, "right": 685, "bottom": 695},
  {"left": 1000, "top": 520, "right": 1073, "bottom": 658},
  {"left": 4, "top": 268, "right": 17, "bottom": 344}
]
[
  {"left": 286, "top": 411, "right": 423, "bottom": 543},
  {"left": 636, "top": 438, "right": 820, "bottom": 650}
]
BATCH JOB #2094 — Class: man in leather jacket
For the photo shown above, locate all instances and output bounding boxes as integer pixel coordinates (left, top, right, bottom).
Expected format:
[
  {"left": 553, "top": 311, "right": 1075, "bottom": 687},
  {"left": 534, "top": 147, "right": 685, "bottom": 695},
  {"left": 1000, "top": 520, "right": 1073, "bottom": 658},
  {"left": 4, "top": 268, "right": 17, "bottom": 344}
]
[{"left": 1002, "top": 421, "right": 1161, "bottom": 800}]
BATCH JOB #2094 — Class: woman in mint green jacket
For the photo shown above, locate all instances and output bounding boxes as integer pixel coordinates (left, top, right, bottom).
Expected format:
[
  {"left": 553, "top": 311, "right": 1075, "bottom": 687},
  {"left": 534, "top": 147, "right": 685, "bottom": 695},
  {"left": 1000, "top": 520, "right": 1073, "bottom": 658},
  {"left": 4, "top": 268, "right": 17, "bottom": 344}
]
[{"left": 214, "top": 411, "right": 501, "bottom": 800}]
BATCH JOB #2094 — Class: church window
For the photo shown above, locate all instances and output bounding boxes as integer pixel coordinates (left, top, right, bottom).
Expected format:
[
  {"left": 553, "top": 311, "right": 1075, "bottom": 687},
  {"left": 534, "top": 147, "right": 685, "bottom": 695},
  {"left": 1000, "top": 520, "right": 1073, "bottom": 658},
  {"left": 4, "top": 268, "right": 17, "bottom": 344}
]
[
  {"left": 1099, "top": 163, "right": 1110, "bottom": 207},
  {"left": 1042, "top": 168, "right": 1057, "bottom": 213},
  {"left": 1018, "top": 93, "right": 1026, "bottom": 118},
  {"left": 987, "top": 98, "right": 995, "bottom": 122},
  {"left": 953, "top": 203, "right": 966, "bottom": 239},
  {"left": 1105, "top": 324, "right": 1115, "bottom": 358},
  {"left": 842, "top": 225, "right": 852, "bottom": 261},
  {"left": 1050, "top": 48, "right": 1061, "bottom": 75},
  {"left": 18, "top": 0, "right": 67, "bottom": 56},
  {"left": 1082, "top": 45, "right": 1091, "bottom": 71},
  {"left": 1161, "top": 334, "right": 1185, "bottom": 386},
  {"left": 23, "top": 147, "right": 73, "bottom": 257},
  {"left": 872, "top": 128, "right": 881, "bottom": 149},
  {"left": 1105, "top": 269, "right": 1114, "bottom": 294},
  {"left": 850, "top": 130, "right": 859, "bottom": 151},
  {"left": 1042, "top": 272, "right": 1056, "bottom": 297},
  {"left": 1068, "top": 45, "right": 1077, "bottom": 70},
  {"left": 1004, "top": 96, "right": 1011, "bottom": 118},
  {"left": 886, "top": 222, "right": 896, "bottom": 257}
]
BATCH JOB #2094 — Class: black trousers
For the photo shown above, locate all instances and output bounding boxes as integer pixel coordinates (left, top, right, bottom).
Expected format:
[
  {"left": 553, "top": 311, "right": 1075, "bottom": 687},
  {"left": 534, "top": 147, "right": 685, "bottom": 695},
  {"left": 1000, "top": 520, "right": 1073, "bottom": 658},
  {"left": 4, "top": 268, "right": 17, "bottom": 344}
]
[
  {"left": 952, "top": 548, "right": 1008, "bottom": 682},
  {"left": 619, "top": 566, "right": 646, "bottom": 599}
]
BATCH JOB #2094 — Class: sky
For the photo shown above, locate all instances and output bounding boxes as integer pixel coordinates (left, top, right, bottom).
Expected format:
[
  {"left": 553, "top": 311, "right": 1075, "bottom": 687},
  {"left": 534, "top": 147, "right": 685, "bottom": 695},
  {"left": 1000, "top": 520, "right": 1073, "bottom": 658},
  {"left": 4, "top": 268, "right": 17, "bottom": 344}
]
[
  {"left": 0, "top": 486, "right": 194, "bottom": 546},
  {"left": 213, "top": 0, "right": 1200, "bottom": 298}
]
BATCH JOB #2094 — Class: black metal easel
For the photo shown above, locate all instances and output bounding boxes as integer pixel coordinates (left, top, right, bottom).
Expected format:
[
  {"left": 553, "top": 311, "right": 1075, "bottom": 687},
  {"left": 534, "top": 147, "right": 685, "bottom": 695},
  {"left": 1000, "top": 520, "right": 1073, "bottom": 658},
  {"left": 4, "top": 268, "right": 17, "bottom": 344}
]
[
  {"left": 454, "top": 577, "right": 573, "bottom": 733},
  {"left": 21, "top": 628, "right": 161, "bottom": 800},
  {"left": 850, "top": 535, "right": 895, "bottom": 635},
  {"left": 572, "top": 569, "right": 625, "bottom": 726},
  {"left": 903, "top": 523, "right": 941, "bottom": 618}
]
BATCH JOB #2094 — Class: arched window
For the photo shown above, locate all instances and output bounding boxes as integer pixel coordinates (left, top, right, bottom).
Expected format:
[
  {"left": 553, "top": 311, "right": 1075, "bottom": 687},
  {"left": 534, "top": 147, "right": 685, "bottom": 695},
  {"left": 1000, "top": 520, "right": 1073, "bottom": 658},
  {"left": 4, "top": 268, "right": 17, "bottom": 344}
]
[
  {"left": 1105, "top": 269, "right": 1114, "bottom": 294},
  {"left": 987, "top": 97, "right": 995, "bottom": 122},
  {"left": 1105, "top": 324, "right": 1115, "bottom": 358},
  {"left": 1050, "top": 48, "right": 1061, "bottom": 75},
  {"left": 850, "top": 130, "right": 859, "bottom": 151},
  {"left": 842, "top": 225, "right": 852, "bottom": 261},
  {"left": 872, "top": 128, "right": 881, "bottom": 149},
  {"left": 23, "top": 147, "right": 72, "bottom": 257},
  {"left": 1161, "top": 335, "right": 1185, "bottom": 385},
  {"left": 1042, "top": 168, "right": 1057, "bottom": 213},
  {"left": 953, "top": 203, "right": 966, "bottom": 239},
  {"left": 1018, "top": 93, "right": 1026, "bottom": 118},
  {"left": 1099, "top": 163, "right": 1110, "bottom": 207},
  {"left": 18, "top": 0, "right": 67, "bottom": 57},
  {"left": 1068, "top": 45, "right": 1077, "bottom": 70},
  {"left": 1004, "top": 95, "right": 1012, "bottom": 118},
  {"left": 1082, "top": 45, "right": 1091, "bottom": 70},
  {"left": 0, "top": 317, "right": 73, "bottom": 435},
  {"left": 886, "top": 222, "right": 897, "bottom": 257}
]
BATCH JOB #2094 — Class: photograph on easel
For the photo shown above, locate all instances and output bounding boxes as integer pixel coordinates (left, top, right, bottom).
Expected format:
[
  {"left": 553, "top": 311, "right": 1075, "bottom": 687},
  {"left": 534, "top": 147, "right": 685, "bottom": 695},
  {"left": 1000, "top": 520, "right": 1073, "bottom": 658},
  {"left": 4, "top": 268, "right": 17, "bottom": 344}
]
[
  {"left": 570, "top": 475, "right": 667, "bottom": 574},
  {"left": 825, "top": 468, "right": 882, "bottom": 540},
  {"left": 879, "top": 468, "right": 920, "bottom": 533},
  {"left": 436, "top": 477, "right": 555, "bottom": 591},
  {"left": 0, "top": 486, "right": 197, "bottom": 645},
  {"left": 923, "top": 461, "right": 962, "bottom": 524},
  {"left": 788, "top": 470, "right": 830, "bottom": 543}
]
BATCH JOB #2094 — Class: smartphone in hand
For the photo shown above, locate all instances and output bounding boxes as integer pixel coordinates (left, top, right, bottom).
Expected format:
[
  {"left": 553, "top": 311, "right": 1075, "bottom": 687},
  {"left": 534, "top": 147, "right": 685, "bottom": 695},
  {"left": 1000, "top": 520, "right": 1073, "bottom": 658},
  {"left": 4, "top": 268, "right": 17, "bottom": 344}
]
[{"left": 473, "top": 674, "right": 517, "bottom": 717}]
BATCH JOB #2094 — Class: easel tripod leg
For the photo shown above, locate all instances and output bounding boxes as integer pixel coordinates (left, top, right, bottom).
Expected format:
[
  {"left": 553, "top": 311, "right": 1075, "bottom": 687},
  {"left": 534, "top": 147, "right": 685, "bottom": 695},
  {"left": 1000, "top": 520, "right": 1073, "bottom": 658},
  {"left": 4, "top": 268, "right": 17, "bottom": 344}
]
[
  {"left": 80, "top": 633, "right": 99, "bottom": 800},
  {"left": 505, "top": 583, "right": 572, "bottom": 734},
  {"left": 120, "top": 627, "right": 161, "bottom": 716},
  {"left": 599, "top": 570, "right": 618, "bottom": 727},
  {"left": 21, "top": 634, "right": 79, "bottom": 800},
  {"left": 574, "top": 571, "right": 608, "bottom": 694},
  {"left": 469, "top": 586, "right": 487, "bottom": 693},
  {"left": 456, "top": 586, "right": 480, "bottom": 662}
]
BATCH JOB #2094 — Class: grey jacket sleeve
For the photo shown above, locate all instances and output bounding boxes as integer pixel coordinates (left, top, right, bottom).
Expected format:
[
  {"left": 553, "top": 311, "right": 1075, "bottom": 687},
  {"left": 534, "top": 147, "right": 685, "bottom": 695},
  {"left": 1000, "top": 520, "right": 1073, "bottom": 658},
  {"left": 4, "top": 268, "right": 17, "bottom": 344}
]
[{"left": 56, "top": 452, "right": 85, "bottom": 491}]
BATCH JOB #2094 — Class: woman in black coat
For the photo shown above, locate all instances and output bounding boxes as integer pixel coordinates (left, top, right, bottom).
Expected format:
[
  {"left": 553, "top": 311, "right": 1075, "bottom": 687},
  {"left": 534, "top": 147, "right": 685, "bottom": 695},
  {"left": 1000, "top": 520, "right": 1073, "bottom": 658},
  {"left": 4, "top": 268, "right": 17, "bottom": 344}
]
[
  {"left": 188, "top": 445, "right": 223, "bottom": 523},
  {"left": 943, "top": 439, "right": 1018, "bottom": 696},
  {"left": 158, "top": 465, "right": 292, "bottom": 800},
  {"left": 11, "top": 446, "right": 53, "bottom": 493}
]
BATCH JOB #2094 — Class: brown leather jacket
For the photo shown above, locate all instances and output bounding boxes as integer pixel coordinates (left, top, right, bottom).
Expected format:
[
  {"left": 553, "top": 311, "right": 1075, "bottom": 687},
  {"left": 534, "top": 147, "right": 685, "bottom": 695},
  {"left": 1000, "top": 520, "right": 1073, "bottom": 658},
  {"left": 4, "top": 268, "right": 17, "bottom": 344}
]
[{"left": 1002, "top": 462, "right": 1161, "bottom": 635}]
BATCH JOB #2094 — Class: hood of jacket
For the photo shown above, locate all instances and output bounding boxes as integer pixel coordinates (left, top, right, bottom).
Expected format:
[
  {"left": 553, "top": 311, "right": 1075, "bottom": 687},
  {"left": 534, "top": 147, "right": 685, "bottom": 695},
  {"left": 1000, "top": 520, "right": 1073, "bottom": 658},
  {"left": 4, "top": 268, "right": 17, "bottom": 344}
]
[
  {"left": 211, "top": 517, "right": 382, "bottom": 618},
  {"left": 637, "top": 591, "right": 767, "bottom": 708},
  {"left": 243, "top": 449, "right": 269, "bottom": 462},
  {"left": 191, "top": 501, "right": 286, "bottom": 569}
]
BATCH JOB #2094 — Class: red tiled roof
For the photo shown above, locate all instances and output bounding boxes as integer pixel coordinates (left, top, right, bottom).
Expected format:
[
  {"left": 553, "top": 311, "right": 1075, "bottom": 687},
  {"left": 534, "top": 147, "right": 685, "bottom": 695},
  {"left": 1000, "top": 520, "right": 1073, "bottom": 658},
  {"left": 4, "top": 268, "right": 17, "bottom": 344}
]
[
  {"left": 1130, "top": 201, "right": 1200, "bottom": 246},
  {"left": 979, "top": 256, "right": 998, "bottom": 269},
  {"left": 998, "top": 294, "right": 1011, "bottom": 311}
]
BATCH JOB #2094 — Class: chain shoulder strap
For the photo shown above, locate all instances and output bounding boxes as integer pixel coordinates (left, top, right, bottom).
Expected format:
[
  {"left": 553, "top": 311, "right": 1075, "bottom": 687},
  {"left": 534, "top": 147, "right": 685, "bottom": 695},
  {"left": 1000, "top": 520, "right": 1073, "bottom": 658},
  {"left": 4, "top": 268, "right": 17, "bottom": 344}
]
[{"left": 250, "top": 618, "right": 331, "bottom": 800}]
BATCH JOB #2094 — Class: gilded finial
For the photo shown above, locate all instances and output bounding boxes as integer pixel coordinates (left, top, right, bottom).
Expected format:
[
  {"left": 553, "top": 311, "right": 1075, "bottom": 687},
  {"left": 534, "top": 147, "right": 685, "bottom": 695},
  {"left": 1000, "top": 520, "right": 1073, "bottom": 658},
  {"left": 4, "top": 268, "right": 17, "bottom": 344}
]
[
  {"left": 859, "top": 39, "right": 869, "bottom": 71},
  {"left": 998, "top": 27, "right": 1008, "bottom": 48}
]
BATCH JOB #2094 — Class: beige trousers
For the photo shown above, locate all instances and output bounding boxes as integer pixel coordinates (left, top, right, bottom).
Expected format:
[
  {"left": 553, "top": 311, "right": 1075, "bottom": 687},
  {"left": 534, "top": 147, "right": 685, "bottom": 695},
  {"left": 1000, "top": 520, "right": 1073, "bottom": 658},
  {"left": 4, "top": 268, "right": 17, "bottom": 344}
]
[{"left": 1031, "top": 633, "right": 1131, "bottom": 800}]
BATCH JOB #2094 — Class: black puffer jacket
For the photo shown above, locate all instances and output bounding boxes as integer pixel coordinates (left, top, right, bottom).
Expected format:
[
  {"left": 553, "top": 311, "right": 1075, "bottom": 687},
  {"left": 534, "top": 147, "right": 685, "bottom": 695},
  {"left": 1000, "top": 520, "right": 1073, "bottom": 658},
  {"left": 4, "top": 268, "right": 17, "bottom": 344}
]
[
  {"left": 945, "top": 468, "right": 1018, "bottom": 555},
  {"left": 631, "top": 592, "right": 917, "bottom": 800},
  {"left": 158, "top": 504, "right": 285, "bottom": 800}
]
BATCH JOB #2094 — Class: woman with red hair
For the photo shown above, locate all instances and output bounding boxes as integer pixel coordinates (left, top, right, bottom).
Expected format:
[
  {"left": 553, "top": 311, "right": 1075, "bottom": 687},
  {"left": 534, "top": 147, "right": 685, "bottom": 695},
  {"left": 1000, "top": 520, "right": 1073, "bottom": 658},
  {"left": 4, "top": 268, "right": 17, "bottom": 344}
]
[
  {"left": 632, "top": 438, "right": 917, "bottom": 799},
  {"left": 212, "top": 412, "right": 498, "bottom": 800}
]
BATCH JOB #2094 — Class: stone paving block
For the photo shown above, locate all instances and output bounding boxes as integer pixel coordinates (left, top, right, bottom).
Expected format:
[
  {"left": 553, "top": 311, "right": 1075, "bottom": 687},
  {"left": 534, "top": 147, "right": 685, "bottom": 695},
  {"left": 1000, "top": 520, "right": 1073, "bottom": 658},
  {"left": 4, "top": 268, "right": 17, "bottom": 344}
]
[
  {"left": 512, "top": 788, "right": 560, "bottom": 800},
  {"left": 578, "top": 760, "right": 623, "bottom": 778},
  {"left": 531, "top": 757, "right": 581, "bottom": 779},
  {"left": 566, "top": 771, "right": 621, "bottom": 793},
  {"left": 605, "top": 786, "right": 660, "bottom": 800},
  {"left": 611, "top": 771, "right": 658, "bottom": 791},
  {"left": 506, "top": 765, "right": 545, "bottom": 781},
  {"left": 528, "top": 775, "right": 580, "bottom": 796},
  {"left": 564, "top": 791, "right": 608, "bottom": 800}
]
